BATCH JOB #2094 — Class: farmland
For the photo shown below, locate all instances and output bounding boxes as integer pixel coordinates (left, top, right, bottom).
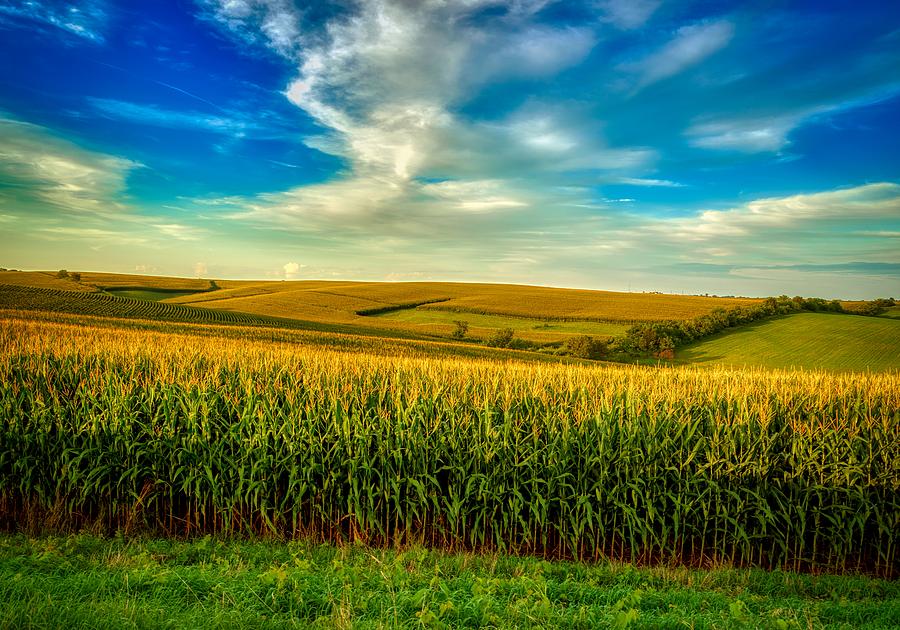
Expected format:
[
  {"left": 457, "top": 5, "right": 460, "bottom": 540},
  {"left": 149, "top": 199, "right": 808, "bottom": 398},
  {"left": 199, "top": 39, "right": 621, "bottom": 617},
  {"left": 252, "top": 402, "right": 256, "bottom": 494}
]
[
  {"left": 103, "top": 288, "right": 204, "bottom": 301},
  {"left": 1, "top": 273, "right": 899, "bottom": 628},
  {"left": 166, "top": 279, "right": 762, "bottom": 341},
  {"left": 2, "top": 313, "right": 898, "bottom": 577},
  {"left": 0, "top": 271, "right": 765, "bottom": 345},
  {"left": 371, "top": 306, "right": 629, "bottom": 341},
  {"left": 678, "top": 313, "right": 900, "bottom": 372},
  {"left": 0, "top": 284, "right": 313, "bottom": 330},
  {"left": 0, "top": 270, "right": 96, "bottom": 292}
]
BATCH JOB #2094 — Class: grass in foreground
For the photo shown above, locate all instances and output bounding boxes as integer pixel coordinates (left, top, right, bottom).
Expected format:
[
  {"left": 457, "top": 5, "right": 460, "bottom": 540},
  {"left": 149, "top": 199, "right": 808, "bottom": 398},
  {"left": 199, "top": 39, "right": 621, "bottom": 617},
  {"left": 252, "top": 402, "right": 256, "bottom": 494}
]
[
  {"left": 678, "top": 312, "right": 900, "bottom": 372},
  {"left": 1, "top": 534, "right": 898, "bottom": 629}
]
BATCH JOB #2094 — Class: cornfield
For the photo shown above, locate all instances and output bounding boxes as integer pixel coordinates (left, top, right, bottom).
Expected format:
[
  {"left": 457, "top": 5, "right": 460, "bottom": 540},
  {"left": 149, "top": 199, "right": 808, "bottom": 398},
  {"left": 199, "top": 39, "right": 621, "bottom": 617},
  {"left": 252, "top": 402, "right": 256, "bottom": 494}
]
[
  {"left": 0, "top": 285, "right": 304, "bottom": 328},
  {"left": 1, "top": 316, "right": 898, "bottom": 576}
]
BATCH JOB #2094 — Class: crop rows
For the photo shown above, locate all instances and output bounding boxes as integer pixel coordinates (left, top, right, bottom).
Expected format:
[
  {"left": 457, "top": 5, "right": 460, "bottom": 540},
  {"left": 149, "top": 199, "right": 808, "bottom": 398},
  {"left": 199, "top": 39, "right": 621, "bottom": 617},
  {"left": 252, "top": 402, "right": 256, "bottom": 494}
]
[
  {"left": 1, "top": 316, "right": 898, "bottom": 576},
  {"left": 0, "top": 284, "right": 299, "bottom": 328}
]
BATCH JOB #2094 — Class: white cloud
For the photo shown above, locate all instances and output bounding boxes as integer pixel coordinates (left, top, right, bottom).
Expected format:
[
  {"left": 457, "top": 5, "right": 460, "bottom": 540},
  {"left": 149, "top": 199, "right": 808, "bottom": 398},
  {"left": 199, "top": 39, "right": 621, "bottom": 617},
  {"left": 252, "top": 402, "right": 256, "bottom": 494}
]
[
  {"left": 621, "top": 20, "right": 734, "bottom": 91},
  {"left": 199, "top": 0, "right": 301, "bottom": 57},
  {"left": 193, "top": 262, "right": 208, "bottom": 277},
  {"left": 475, "top": 25, "right": 597, "bottom": 80},
  {"left": 87, "top": 98, "right": 259, "bottom": 136},
  {"left": 198, "top": 0, "right": 649, "bottom": 232},
  {"left": 153, "top": 223, "right": 203, "bottom": 241},
  {"left": 420, "top": 179, "right": 529, "bottom": 212},
  {"left": 646, "top": 183, "right": 900, "bottom": 244},
  {"left": 0, "top": 117, "right": 138, "bottom": 217},
  {"left": 598, "top": 0, "right": 661, "bottom": 30},
  {"left": 0, "top": 115, "right": 218, "bottom": 253},
  {"left": 282, "top": 261, "right": 306, "bottom": 278},
  {"left": 37, "top": 227, "right": 148, "bottom": 245},
  {"left": 685, "top": 84, "right": 900, "bottom": 153},
  {"left": 0, "top": 0, "right": 108, "bottom": 43},
  {"left": 685, "top": 113, "right": 802, "bottom": 152},
  {"left": 616, "top": 177, "right": 685, "bottom": 188},
  {"left": 856, "top": 230, "right": 900, "bottom": 237}
]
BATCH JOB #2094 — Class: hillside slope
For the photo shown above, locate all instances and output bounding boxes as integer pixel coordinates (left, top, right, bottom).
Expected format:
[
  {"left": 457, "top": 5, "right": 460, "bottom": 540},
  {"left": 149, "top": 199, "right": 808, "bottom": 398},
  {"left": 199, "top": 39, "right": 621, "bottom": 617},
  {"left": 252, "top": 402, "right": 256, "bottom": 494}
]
[{"left": 678, "top": 312, "right": 900, "bottom": 371}]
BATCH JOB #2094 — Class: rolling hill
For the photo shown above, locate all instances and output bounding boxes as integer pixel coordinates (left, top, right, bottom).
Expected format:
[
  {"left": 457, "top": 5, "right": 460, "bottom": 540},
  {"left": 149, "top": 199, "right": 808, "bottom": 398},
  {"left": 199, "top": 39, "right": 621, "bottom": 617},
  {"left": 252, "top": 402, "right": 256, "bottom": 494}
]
[
  {"left": 3, "top": 271, "right": 897, "bottom": 372},
  {"left": 678, "top": 312, "right": 900, "bottom": 372},
  {"left": 165, "top": 279, "right": 759, "bottom": 342}
]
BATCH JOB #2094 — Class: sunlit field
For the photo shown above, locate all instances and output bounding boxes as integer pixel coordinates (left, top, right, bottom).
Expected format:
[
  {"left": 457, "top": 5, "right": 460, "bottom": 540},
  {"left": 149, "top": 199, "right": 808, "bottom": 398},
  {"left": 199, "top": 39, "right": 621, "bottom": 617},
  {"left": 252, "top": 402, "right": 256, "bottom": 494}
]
[
  {"left": 679, "top": 312, "right": 900, "bottom": 372},
  {"left": 3, "top": 313, "right": 898, "bottom": 579}
]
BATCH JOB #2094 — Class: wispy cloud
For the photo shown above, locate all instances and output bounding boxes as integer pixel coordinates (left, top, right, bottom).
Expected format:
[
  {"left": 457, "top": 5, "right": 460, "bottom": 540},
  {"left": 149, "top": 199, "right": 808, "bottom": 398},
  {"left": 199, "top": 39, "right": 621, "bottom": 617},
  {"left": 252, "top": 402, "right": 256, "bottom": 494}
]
[
  {"left": 86, "top": 97, "right": 262, "bottom": 137},
  {"left": 685, "top": 113, "right": 801, "bottom": 152},
  {"left": 196, "top": 0, "right": 652, "bottom": 236},
  {"left": 196, "top": 0, "right": 302, "bottom": 57},
  {"left": 598, "top": 0, "right": 661, "bottom": 30},
  {"left": 475, "top": 25, "right": 597, "bottom": 80},
  {"left": 0, "top": 0, "right": 108, "bottom": 43},
  {"left": 643, "top": 183, "right": 900, "bottom": 252},
  {"left": 686, "top": 85, "right": 900, "bottom": 152},
  {"left": 0, "top": 115, "right": 210, "bottom": 248},
  {"left": 0, "top": 116, "right": 138, "bottom": 217},
  {"left": 620, "top": 20, "right": 734, "bottom": 91},
  {"left": 616, "top": 177, "right": 686, "bottom": 188}
]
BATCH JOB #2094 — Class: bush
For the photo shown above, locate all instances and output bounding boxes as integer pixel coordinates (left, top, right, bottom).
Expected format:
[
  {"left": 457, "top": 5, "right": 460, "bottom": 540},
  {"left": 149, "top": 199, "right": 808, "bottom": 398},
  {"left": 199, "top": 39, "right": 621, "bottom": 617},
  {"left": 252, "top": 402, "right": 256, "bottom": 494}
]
[
  {"left": 563, "top": 335, "right": 608, "bottom": 360},
  {"left": 486, "top": 328, "right": 515, "bottom": 348},
  {"left": 56, "top": 269, "right": 69, "bottom": 279},
  {"left": 451, "top": 320, "right": 469, "bottom": 339},
  {"left": 70, "top": 272, "right": 81, "bottom": 282}
]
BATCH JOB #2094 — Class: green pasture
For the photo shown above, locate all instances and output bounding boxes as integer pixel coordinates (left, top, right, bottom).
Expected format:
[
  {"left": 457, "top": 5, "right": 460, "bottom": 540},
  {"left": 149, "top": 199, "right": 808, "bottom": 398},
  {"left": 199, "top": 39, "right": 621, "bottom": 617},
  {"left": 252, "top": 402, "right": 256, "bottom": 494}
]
[
  {"left": 678, "top": 312, "right": 900, "bottom": 372},
  {"left": 372, "top": 306, "right": 627, "bottom": 338}
]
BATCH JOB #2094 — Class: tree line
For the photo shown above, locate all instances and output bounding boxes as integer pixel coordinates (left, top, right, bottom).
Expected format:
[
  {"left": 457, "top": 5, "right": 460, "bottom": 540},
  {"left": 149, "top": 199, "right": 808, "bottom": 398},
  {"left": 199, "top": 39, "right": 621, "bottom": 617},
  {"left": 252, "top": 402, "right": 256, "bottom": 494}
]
[{"left": 618, "top": 295, "right": 895, "bottom": 355}]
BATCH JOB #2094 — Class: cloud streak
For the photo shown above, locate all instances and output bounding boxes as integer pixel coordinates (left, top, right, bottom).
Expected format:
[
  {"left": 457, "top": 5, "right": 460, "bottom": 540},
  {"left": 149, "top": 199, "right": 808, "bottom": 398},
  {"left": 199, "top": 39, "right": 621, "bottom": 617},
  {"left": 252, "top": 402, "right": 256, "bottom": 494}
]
[
  {"left": 0, "top": 115, "right": 210, "bottom": 249},
  {"left": 0, "top": 0, "right": 108, "bottom": 43},
  {"left": 87, "top": 98, "right": 257, "bottom": 135},
  {"left": 621, "top": 19, "right": 734, "bottom": 91}
]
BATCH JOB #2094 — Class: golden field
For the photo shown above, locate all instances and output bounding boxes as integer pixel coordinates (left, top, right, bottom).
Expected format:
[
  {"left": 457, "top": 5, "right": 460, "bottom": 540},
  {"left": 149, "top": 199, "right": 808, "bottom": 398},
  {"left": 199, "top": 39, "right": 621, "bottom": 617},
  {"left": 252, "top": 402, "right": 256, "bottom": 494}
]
[
  {"left": 0, "top": 270, "right": 96, "bottom": 292},
  {"left": 162, "top": 278, "right": 761, "bottom": 341},
  {"left": 1, "top": 311, "right": 897, "bottom": 574},
  {"left": 171, "top": 280, "right": 757, "bottom": 323}
]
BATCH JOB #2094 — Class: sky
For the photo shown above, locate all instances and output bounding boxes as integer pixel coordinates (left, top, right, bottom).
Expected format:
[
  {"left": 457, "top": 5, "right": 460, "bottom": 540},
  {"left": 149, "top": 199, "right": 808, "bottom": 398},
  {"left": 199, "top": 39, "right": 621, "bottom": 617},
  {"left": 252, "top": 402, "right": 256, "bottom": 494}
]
[{"left": 0, "top": 0, "right": 898, "bottom": 299}]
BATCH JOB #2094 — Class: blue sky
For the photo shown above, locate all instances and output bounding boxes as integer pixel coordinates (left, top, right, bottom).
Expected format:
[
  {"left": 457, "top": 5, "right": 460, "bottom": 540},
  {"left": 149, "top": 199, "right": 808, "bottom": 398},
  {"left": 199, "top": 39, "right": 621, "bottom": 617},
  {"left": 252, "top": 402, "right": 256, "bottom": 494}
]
[{"left": 0, "top": 0, "right": 898, "bottom": 298}]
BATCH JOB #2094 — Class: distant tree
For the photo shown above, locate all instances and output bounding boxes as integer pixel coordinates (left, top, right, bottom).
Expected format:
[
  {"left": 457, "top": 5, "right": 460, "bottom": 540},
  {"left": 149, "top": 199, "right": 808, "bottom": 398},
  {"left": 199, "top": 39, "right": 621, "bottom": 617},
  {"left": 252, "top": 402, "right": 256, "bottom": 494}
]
[
  {"left": 654, "top": 336, "right": 676, "bottom": 360},
  {"left": 486, "top": 328, "right": 515, "bottom": 348},
  {"left": 451, "top": 320, "right": 469, "bottom": 339},
  {"left": 56, "top": 269, "right": 69, "bottom": 279},
  {"left": 70, "top": 272, "right": 81, "bottom": 282},
  {"left": 563, "top": 335, "right": 608, "bottom": 360}
]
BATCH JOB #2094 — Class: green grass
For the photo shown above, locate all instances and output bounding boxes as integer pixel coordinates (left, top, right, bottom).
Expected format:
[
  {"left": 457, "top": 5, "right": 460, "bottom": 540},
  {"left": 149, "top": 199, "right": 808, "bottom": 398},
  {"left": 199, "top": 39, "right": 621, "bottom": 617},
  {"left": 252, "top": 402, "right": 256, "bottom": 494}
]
[
  {"left": 1, "top": 534, "right": 897, "bottom": 629},
  {"left": 103, "top": 288, "right": 202, "bottom": 302},
  {"left": 678, "top": 312, "right": 900, "bottom": 371},
  {"left": 372, "top": 307, "right": 627, "bottom": 338},
  {"left": 879, "top": 306, "right": 900, "bottom": 320}
]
